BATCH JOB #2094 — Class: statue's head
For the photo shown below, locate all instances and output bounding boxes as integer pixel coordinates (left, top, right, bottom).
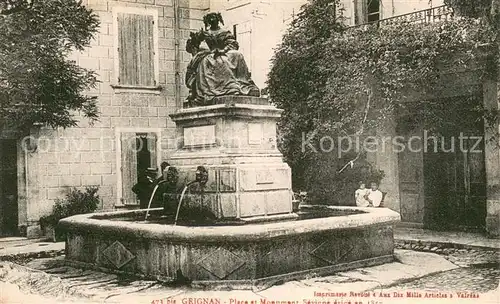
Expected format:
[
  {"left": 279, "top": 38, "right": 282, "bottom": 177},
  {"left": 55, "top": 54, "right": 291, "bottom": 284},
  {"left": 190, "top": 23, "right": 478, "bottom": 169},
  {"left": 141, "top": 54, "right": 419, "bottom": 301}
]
[{"left": 203, "top": 12, "right": 223, "bottom": 30}]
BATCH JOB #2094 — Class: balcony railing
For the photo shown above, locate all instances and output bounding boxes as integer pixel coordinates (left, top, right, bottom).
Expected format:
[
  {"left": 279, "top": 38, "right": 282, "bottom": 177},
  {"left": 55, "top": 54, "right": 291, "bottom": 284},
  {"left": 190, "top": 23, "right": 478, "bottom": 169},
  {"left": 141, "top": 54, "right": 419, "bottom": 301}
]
[{"left": 349, "top": 5, "right": 454, "bottom": 30}]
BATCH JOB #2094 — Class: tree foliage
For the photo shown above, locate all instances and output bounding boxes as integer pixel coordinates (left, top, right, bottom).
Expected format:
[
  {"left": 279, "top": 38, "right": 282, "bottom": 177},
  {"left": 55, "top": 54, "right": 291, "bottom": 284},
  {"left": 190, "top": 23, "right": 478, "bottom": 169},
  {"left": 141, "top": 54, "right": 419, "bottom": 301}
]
[
  {"left": 268, "top": 0, "right": 497, "bottom": 204},
  {"left": 0, "top": 0, "right": 100, "bottom": 134}
]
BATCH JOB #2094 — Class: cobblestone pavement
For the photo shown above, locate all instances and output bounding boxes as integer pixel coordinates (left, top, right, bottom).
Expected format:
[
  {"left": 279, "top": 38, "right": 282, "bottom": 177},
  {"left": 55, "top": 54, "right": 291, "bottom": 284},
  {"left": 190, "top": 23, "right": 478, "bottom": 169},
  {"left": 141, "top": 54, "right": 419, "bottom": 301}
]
[
  {"left": 384, "top": 267, "right": 499, "bottom": 293},
  {"left": 1, "top": 243, "right": 498, "bottom": 303},
  {"left": 389, "top": 246, "right": 499, "bottom": 293},
  {"left": 443, "top": 248, "right": 499, "bottom": 267}
]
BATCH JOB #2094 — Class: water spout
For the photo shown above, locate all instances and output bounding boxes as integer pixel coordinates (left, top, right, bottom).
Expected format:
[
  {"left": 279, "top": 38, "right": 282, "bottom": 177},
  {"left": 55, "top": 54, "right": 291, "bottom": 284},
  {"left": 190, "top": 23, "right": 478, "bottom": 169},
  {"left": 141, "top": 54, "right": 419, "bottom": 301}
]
[
  {"left": 174, "top": 180, "right": 197, "bottom": 226},
  {"left": 174, "top": 166, "right": 208, "bottom": 226},
  {"left": 144, "top": 180, "right": 168, "bottom": 221}
]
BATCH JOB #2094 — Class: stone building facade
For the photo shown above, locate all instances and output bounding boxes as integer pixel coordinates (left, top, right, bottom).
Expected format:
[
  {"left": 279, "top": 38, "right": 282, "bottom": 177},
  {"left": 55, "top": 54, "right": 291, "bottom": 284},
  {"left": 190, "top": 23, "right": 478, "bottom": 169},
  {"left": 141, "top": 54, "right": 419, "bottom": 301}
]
[
  {"left": 1, "top": 0, "right": 210, "bottom": 237},
  {"left": 0, "top": 0, "right": 498, "bottom": 238}
]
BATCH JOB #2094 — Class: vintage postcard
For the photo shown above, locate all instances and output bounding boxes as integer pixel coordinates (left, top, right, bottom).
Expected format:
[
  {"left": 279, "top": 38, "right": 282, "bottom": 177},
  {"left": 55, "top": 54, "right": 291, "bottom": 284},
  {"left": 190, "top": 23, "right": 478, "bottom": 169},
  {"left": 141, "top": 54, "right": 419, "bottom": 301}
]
[{"left": 0, "top": 0, "right": 498, "bottom": 303}]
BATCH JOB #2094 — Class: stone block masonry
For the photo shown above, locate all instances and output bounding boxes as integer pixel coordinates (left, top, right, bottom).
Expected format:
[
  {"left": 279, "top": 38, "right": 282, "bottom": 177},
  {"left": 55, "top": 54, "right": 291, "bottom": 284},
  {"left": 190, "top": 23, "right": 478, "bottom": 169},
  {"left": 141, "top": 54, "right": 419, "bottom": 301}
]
[
  {"left": 60, "top": 206, "right": 400, "bottom": 287},
  {"left": 18, "top": 0, "right": 206, "bottom": 238}
]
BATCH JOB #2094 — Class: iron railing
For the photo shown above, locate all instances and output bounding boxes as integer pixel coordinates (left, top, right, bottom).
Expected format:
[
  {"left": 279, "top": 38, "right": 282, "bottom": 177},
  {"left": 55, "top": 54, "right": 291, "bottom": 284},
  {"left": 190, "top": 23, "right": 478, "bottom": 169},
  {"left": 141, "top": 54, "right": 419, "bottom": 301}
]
[{"left": 349, "top": 5, "right": 454, "bottom": 29}]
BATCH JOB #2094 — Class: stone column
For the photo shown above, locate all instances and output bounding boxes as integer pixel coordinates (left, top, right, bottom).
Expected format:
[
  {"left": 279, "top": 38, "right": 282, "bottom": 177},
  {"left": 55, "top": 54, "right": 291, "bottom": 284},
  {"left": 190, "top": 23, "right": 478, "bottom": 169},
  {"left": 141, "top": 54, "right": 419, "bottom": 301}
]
[
  {"left": 16, "top": 129, "right": 43, "bottom": 238},
  {"left": 366, "top": 113, "right": 400, "bottom": 212},
  {"left": 375, "top": 114, "right": 400, "bottom": 212},
  {"left": 16, "top": 139, "right": 28, "bottom": 236},
  {"left": 483, "top": 79, "right": 500, "bottom": 237}
]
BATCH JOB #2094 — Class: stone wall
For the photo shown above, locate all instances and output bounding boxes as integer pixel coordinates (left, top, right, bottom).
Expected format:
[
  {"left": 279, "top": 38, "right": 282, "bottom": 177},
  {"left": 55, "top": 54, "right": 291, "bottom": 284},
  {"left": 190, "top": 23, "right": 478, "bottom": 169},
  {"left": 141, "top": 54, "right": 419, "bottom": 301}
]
[
  {"left": 482, "top": 79, "right": 500, "bottom": 237},
  {"left": 18, "top": 0, "right": 209, "bottom": 237}
]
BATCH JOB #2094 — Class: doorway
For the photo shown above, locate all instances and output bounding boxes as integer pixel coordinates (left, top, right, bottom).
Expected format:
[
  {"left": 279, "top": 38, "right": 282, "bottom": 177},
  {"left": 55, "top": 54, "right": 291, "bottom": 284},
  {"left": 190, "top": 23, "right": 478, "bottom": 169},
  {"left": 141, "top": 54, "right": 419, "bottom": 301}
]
[
  {"left": 397, "top": 117, "right": 425, "bottom": 226},
  {"left": 423, "top": 127, "right": 486, "bottom": 231},
  {"left": 118, "top": 130, "right": 159, "bottom": 206},
  {"left": 397, "top": 95, "right": 487, "bottom": 232},
  {"left": 0, "top": 139, "right": 18, "bottom": 236}
]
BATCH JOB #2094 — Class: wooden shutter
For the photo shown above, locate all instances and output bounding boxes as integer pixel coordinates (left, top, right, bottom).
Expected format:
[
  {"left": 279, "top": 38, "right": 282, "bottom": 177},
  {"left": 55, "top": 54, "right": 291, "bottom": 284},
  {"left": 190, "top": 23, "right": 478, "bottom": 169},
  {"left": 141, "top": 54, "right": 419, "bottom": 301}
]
[
  {"left": 118, "top": 13, "right": 155, "bottom": 86},
  {"left": 121, "top": 132, "right": 138, "bottom": 205}
]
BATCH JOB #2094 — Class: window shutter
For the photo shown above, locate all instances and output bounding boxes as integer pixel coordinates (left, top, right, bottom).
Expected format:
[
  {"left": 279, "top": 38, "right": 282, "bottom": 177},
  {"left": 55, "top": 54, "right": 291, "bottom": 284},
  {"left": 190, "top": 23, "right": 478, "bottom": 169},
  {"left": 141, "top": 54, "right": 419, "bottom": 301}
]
[
  {"left": 118, "top": 13, "right": 155, "bottom": 86},
  {"left": 121, "top": 132, "right": 138, "bottom": 205}
]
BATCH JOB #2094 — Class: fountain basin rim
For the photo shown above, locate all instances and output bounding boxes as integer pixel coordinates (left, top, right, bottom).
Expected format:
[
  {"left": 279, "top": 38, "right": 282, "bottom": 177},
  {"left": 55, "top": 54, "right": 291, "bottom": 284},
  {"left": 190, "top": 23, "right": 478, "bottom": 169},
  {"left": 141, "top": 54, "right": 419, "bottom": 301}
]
[{"left": 59, "top": 206, "right": 401, "bottom": 242}]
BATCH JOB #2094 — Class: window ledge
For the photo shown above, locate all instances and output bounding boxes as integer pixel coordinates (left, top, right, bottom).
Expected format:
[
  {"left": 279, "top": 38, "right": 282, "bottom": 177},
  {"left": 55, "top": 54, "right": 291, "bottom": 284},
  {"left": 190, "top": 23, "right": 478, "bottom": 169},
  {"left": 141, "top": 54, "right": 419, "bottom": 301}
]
[{"left": 111, "top": 84, "right": 163, "bottom": 94}]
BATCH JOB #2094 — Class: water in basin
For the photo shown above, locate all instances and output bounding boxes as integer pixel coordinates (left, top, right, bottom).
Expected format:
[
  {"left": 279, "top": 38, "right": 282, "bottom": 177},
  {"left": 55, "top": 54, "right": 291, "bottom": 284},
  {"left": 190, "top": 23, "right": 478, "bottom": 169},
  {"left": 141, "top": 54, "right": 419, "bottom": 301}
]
[{"left": 99, "top": 205, "right": 365, "bottom": 226}]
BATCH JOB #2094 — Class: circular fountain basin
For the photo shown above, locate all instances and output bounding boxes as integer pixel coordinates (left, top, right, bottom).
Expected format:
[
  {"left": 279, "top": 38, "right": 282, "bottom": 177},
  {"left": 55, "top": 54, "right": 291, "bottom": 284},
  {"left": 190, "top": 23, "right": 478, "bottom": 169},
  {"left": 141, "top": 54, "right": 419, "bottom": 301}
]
[{"left": 59, "top": 205, "right": 400, "bottom": 289}]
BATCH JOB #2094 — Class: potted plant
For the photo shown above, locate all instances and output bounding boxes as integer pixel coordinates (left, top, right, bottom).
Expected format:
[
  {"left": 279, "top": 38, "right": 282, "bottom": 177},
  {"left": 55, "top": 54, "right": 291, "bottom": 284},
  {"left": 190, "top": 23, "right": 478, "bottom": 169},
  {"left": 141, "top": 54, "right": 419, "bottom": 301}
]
[{"left": 40, "top": 186, "right": 100, "bottom": 242}]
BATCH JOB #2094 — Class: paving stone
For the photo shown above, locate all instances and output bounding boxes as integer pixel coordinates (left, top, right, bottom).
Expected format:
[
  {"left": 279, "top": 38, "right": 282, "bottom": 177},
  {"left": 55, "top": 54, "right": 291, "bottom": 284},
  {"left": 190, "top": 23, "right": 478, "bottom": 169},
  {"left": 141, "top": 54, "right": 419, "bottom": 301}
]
[
  {"left": 24, "top": 256, "right": 66, "bottom": 270},
  {"left": 0, "top": 241, "right": 65, "bottom": 257},
  {"left": 394, "top": 228, "right": 500, "bottom": 250},
  {"left": 1, "top": 246, "right": 498, "bottom": 304},
  {"left": 386, "top": 267, "right": 499, "bottom": 294}
]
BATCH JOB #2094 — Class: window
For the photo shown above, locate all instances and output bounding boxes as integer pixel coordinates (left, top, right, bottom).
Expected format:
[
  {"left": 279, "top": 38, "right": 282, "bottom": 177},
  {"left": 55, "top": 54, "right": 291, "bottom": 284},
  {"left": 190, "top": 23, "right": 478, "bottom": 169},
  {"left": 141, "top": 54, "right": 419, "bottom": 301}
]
[
  {"left": 116, "top": 129, "right": 160, "bottom": 206},
  {"left": 367, "top": 0, "right": 380, "bottom": 22},
  {"left": 354, "top": 0, "right": 380, "bottom": 24},
  {"left": 113, "top": 8, "right": 159, "bottom": 88}
]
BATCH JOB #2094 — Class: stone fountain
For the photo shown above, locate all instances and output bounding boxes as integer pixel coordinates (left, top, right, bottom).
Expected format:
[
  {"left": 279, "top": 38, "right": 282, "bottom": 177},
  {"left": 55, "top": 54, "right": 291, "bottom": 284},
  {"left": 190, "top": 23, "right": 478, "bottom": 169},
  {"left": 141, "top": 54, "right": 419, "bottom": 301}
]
[
  {"left": 167, "top": 95, "right": 296, "bottom": 222},
  {"left": 58, "top": 12, "right": 400, "bottom": 289}
]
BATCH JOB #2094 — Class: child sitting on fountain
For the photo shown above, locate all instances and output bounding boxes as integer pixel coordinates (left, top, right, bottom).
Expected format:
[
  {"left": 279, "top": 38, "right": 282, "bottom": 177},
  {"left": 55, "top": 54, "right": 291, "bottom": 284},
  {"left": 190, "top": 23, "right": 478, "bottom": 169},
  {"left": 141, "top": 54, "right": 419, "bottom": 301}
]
[
  {"left": 355, "top": 181, "right": 370, "bottom": 207},
  {"left": 366, "top": 182, "right": 383, "bottom": 207}
]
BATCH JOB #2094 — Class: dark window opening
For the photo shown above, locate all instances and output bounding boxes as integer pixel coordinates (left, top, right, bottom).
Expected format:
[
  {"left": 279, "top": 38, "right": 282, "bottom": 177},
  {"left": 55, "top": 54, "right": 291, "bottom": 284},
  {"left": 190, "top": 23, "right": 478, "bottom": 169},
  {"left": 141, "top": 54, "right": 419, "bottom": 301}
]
[
  {"left": 367, "top": 0, "right": 380, "bottom": 22},
  {"left": 136, "top": 133, "right": 152, "bottom": 178}
]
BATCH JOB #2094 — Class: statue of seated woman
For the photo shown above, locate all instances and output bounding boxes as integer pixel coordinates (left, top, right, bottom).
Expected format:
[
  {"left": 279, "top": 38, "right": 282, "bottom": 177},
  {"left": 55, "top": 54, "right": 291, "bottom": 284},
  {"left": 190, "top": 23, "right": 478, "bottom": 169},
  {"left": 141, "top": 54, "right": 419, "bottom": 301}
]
[{"left": 185, "top": 12, "right": 260, "bottom": 107}]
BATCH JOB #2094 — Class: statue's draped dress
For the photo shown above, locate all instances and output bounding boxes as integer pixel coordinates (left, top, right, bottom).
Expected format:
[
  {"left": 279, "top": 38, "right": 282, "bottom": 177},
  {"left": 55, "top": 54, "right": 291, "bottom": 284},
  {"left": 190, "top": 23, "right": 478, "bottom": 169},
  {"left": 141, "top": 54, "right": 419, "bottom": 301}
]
[{"left": 185, "top": 29, "right": 259, "bottom": 104}]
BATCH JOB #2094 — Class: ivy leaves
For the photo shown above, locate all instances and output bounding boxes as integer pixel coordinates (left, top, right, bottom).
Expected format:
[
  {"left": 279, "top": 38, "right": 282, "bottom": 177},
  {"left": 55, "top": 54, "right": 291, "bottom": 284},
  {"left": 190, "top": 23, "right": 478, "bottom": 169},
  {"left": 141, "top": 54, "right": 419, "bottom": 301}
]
[
  {"left": 271, "top": 9, "right": 495, "bottom": 144},
  {"left": 268, "top": 0, "right": 496, "bottom": 196}
]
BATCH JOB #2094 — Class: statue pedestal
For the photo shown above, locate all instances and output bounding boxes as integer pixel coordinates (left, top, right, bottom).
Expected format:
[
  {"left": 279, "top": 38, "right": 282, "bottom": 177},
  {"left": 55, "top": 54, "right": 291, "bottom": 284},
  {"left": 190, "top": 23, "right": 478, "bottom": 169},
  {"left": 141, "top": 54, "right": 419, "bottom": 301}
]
[{"left": 168, "top": 96, "right": 294, "bottom": 220}]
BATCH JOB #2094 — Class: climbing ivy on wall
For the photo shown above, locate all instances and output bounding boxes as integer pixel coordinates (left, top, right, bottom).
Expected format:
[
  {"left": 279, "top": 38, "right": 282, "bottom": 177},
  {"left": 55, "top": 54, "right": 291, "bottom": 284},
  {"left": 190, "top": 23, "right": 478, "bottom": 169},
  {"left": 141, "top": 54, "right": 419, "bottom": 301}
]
[
  {"left": 444, "top": 0, "right": 492, "bottom": 19},
  {"left": 268, "top": 0, "right": 498, "bottom": 204}
]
